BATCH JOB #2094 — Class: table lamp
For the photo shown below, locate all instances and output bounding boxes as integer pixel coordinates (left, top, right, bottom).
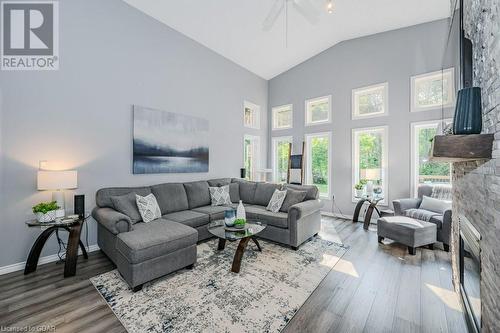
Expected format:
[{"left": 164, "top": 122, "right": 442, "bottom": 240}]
[{"left": 37, "top": 170, "right": 78, "bottom": 218}]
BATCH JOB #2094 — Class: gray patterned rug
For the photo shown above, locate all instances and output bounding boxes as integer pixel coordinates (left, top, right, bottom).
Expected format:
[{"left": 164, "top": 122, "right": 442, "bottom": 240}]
[{"left": 90, "top": 236, "right": 348, "bottom": 333}]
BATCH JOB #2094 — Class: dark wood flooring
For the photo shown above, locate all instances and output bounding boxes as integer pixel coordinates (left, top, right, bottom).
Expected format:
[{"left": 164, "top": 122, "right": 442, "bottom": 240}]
[{"left": 0, "top": 217, "right": 468, "bottom": 333}]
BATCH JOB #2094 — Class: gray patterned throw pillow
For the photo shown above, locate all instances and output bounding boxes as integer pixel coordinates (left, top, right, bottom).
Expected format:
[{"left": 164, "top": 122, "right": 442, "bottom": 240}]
[
  {"left": 266, "top": 189, "right": 287, "bottom": 213},
  {"left": 209, "top": 185, "right": 232, "bottom": 206},
  {"left": 135, "top": 193, "right": 161, "bottom": 223}
]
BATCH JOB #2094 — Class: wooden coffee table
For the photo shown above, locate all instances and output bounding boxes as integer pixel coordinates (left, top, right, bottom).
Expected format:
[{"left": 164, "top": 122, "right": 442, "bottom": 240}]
[{"left": 208, "top": 220, "right": 266, "bottom": 273}]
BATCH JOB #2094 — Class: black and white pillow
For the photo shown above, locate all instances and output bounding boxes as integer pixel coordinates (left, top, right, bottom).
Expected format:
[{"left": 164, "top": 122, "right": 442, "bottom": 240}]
[
  {"left": 266, "top": 189, "right": 287, "bottom": 213},
  {"left": 135, "top": 193, "right": 161, "bottom": 223},
  {"left": 209, "top": 185, "right": 232, "bottom": 206}
]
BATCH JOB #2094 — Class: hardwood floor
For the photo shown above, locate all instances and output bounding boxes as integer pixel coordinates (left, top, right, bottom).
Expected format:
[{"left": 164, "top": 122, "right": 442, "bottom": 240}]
[{"left": 0, "top": 217, "right": 468, "bottom": 333}]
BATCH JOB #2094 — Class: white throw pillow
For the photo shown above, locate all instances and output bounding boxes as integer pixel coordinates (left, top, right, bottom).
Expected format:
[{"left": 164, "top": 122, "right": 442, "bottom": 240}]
[
  {"left": 135, "top": 193, "right": 162, "bottom": 223},
  {"left": 209, "top": 185, "right": 232, "bottom": 206},
  {"left": 266, "top": 189, "right": 287, "bottom": 213},
  {"left": 420, "top": 195, "right": 451, "bottom": 214}
]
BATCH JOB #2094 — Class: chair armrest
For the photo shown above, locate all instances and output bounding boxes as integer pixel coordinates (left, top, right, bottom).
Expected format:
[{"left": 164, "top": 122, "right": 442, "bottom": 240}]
[
  {"left": 92, "top": 207, "right": 132, "bottom": 235},
  {"left": 441, "top": 209, "right": 452, "bottom": 245},
  {"left": 392, "top": 198, "right": 421, "bottom": 215},
  {"left": 288, "top": 199, "right": 324, "bottom": 221}
]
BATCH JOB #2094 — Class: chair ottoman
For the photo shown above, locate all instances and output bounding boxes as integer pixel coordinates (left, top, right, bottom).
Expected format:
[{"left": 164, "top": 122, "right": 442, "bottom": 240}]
[
  {"left": 377, "top": 216, "right": 436, "bottom": 255},
  {"left": 115, "top": 219, "right": 198, "bottom": 291}
]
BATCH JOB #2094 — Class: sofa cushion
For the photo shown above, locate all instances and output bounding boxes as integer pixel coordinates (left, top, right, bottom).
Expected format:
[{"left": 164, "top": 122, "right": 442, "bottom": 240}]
[
  {"left": 184, "top": 181, "right": 211, "bottom": 209},
  {"left": 266, "top": 189, "right": 287, "bottom": 213},
  {"left": 96, "top": 186, "right": 151, "bottom": 208},
  {"left": 135, "top": 193, "right": 162, "bottom": 223},
  {"left": 232, "top": 179, "right": 257, "bottom": 204},
  {"left": 229, "top": 183, "right": 240, "bottom": 203},
  {"left": 110, "top": 192, "right": 142, "bottom": 224},
  {"left": 246, "top": 205, "right": 288, "bottom": 229},
  {"left": 280, "top": 189, "right": 307, "bottom": 213},
  {"left": 207, "top": 178, "right": 231, "bottom": 187},
  {"left": 254, "top": 183, "right": 281, "bottom": 206},
  {"left": 162, "top": 210, "right": 209, "bottom": 228},
  {"left": 117, "top": 219, "right": 197, "bottom": 264},
  {"left": 283, "top": 184, "right": 319, "bottom": 200},
  {"left": 151, "top": 183, "right": 189, "bottom": 214},
  {"left": 209, "top": 185, "right": 232, "bottom": 206},
  {"left": 192, "top": 205, "right": 230, "bottom": 221},
  {"left": 420, "top": 195, "right": 451, "bottom": 214}
]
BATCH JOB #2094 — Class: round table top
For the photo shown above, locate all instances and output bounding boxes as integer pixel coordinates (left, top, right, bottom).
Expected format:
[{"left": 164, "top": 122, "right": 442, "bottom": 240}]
[{"left": 208, "top": 220, "right": 266, "bottom": 241}]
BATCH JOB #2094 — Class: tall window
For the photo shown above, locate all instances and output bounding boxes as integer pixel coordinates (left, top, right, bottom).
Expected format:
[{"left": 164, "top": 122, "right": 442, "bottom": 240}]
[
  {"left": 411, "top": 68, "right": 455, "bottom": 112},
  {"left": 305, "top": 132, "right": 331, "bottom": 198},
  {"left": 243, "top": 135, "right": 260, "bottom": 181},
  {"left": 411, "top": 120, "right": 452, "bottom": 197},
  {"left": 272, "top": 104, "right": 293, "bottom": 130},
  {"left": 352, "top": 126, "right": 388, "bottom": 203},
  {"left": 272, "top": 136, "right": 292, "bottom": 183},
  {"left": 352, "top": 82, "right": 388, "bottom": 119},
  {"left": 305, "top": 95, "right": 331, "bottom": 125},
  {"left": 243, "top": 101, "right": 260, "bottom": 129}
]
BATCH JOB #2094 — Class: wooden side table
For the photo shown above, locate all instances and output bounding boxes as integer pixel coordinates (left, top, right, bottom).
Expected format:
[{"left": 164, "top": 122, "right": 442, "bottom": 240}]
[
  {"left": 352, "top": 195, "right": 384, "bottom": 230},
  {"left": 25, "top": 217, "right": 88, "bottom": 277}
]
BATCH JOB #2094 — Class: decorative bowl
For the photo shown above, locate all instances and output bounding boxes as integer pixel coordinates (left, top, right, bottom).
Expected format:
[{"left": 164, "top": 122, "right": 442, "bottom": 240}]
[{"left": 35, "top": 210, "right": 57, "bottom": 223}]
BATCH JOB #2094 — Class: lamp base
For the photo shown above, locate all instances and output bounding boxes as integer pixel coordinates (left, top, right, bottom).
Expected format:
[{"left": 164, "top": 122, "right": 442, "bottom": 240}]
[{"left": 52, "top": 191, "right": 66, "bottom": 218}]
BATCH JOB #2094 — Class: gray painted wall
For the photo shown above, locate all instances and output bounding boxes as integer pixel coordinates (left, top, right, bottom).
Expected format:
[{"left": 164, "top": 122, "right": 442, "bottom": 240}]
[
  {"left": 0, "top": 0, "right": 268, "bottom": 267},
  {"left": 268, "top": 19, "right": 455, "bottom": 216}
]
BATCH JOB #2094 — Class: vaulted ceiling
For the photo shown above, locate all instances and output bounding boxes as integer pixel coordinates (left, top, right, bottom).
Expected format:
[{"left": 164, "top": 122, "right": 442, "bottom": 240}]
[{"left": 123, "top": 0, "right": 450, "bottom": 79}]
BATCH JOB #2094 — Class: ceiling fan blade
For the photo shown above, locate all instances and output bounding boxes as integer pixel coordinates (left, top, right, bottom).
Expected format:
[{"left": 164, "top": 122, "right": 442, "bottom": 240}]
[
  {"left": 262, "top": 0, "right": 285, "bottom": 31},
  {"left": 292, "top": 0, "right": 319, "bottom": 25}
]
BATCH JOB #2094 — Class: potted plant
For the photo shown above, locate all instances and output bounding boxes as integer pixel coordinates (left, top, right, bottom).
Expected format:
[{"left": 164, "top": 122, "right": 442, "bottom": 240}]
[
  {"left": 32, "top": 201, "right": 60, "bottom": 223},
  {"left": 233, "top": 218, "right": 246, "bottom": 229},
  {"left": 354, "top": 183, "right": 364, "bottom": 197}
]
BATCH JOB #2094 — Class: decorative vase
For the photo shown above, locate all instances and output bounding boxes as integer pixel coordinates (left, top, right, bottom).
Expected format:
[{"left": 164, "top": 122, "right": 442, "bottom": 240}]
[
  {"left": 355, "top": 189, "right": 364, "bottom": 197},
  {"left": 236, "top": 200, "right": 246, "bottom": 220},
  {"left": 453, "top": 87, "right": 482, "bottom": 135},
  {"left": 224, "top": 209, "right": 236, "bottom": 227},
  {"left": 35, "top": 210, "right": 57, "bottom": 223}
]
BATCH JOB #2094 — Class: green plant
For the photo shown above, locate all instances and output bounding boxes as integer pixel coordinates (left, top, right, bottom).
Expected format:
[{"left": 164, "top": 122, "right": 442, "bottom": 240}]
[
  {"left": 359, "top": 179, "right": 368, "bottom": 185},
  {"left": 354, "top": 183, "right": 364, "bottom": 190},
  {"left": 32, "top": 201, "right": 60, "bottom": 214},
  {"left": 234, "top": 218, "right": 246, "bottom": 226}
]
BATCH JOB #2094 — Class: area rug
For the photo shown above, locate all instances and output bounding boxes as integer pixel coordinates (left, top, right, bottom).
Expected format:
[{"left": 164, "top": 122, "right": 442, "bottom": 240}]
[{"left": 90, "top": 236, "right": 348, "bottom": 333}]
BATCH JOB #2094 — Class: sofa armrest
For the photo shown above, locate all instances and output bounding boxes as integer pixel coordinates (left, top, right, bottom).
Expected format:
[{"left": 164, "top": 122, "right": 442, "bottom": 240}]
[
  {"left": 392, "top": 198, "right": 421, "bottom": 215},
  {"left": 92, "top": 207, "right": 132, "bottom": 235},
  {"left": 288, "top": 199, "right": 324, "bottom": 221}
]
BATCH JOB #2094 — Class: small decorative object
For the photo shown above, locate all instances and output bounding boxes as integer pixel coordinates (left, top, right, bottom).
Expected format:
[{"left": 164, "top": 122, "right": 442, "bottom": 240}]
[
  {"left": 32, "top": 201, "right": 60, "bottom": 223},
  {"left": 366, "top": 181, "right": 374, "bottom": 196},
  {"left": 234, "top": 218, "right": 246, "bottom": 229},
  {"left": 224, "top": 209, "right": 236, "bottom": 227},
  {"left": 453, "top": 87, "right": 482, "bottom": 135},
  {"left": 354, "top": 183, "right": 364, "bottom": 197},
  {"left": 240, "top": 168, "right": 246, "bottom": 179},
  {"left": 236, "top": 200, "right": 246, "bottom": 220},
  {"left": 443, "top": 122, "right": 454, "bottom": 135},
  {"left": 373, "top": 186, "right": 383, "bottom": 195}
]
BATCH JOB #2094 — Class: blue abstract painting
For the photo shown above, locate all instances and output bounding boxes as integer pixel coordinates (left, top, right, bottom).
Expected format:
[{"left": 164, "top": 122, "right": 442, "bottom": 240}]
[{"left": 133, "top": 106, "right": 209, "bottom": 174}]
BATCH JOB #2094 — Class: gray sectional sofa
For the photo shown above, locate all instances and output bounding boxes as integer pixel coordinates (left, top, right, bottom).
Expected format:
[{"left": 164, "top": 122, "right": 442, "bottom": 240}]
[{"left": 92, "top": 178, "right": 323, "bottom": 290}]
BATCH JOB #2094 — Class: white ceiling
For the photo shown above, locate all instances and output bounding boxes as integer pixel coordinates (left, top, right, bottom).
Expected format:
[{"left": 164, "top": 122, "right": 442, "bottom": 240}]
[{"left": 123, "top": 0, "right": 450, "bottom": 80}]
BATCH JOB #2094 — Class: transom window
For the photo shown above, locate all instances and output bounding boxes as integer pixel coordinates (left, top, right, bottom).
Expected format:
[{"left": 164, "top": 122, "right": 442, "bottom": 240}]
[
  {"left": 272, "top": 136, "right": 292, "bottom": 183},
  {"left": 243, "top": 135, "right": 260, "bottom": 181},
  {"left": 411, "top": 68, "right": 455, "bottom": 112},
  {"left": 305, "top": 95, "right": 331, "bottom": 125},
  {"left": 305, "top": 132, "right": 331, "bottom": 198},
  {"left": 243, "top": 101, "right": 260, "bottom": 129},
  {"left": 272, "top": 104, "right": 293, "bottom": 130},
  {"left": 352, "top": 82, "right": 388, "bottom": 119},
  {"left": 352, "top": 126, "right": 388, "bottom": 204},
  {"left": 411, "top": 120, "right": 452, "bottom": 197}
]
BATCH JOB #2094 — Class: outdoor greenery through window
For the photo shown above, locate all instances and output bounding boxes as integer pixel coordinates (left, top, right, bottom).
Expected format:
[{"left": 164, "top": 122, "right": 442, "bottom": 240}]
[
  {"left": 352, "top": 83, "right": 388, "bottom": 119},
  {"left": 244, "top": 135, "right": 260, "bottom": 181},
  {"left": 411, "top": 68, "right": 455, "bottom": 112},
  {"left": 243, "top": 101, "right": 260, "bottom": 128},
  {"left": 272, "top": 105, "right": 293, "bottom": 130},
  {"left": 412, "top": 121, "right": 451, "bottom": 197},
  {"left": 353, "top": 127, "right": 387, "bottom": 202},
  {"left": 305, "top": 95, "right": 331, "bottom": 125},
  {"left": 272, "top": 136, "right": 292, "bottom": 183},
  {"left": 306, "top": 133, "right": 331, "bottom": 197}
]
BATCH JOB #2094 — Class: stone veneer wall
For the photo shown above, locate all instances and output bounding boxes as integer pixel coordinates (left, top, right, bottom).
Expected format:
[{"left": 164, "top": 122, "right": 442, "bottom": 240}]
[{"left": 451, "top": 0, "right": 500, "bottom": 332}]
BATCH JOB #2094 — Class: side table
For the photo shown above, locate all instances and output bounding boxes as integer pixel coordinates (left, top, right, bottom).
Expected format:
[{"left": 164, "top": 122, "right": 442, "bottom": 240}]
[
  {"left": 25, "top": 217, "right": 89, "bottom": 277},
  {"left": 353, "top": 195, "right": 385, "bottom": 230}
]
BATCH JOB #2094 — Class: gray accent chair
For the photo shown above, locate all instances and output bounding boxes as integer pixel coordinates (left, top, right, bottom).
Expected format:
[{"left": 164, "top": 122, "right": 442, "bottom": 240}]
[
  {"left": 92, "top": 178, "right": 323, "bottom": 290},
  {"left": 392, "top": 184, "right": 451, "bottom": 251}
]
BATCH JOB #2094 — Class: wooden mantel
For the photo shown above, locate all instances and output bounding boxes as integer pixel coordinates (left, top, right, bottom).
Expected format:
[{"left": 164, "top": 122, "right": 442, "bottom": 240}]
[{"left": 430, "top": 134, "right": 494, "bottom": 162}]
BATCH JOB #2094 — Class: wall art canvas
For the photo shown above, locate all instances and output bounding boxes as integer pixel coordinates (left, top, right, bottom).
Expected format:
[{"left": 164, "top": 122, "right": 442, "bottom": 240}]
[{"left": 133, "top": 106, "right": 209, "bottom": 174}]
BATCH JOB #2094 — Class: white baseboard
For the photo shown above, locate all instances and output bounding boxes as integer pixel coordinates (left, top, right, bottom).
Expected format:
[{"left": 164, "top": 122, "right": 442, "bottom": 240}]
[{"left": 0, "top": 244, "right": 100, "bottom": 276}]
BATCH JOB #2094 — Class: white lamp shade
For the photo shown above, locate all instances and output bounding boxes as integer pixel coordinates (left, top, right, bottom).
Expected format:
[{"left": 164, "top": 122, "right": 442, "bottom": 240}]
[{"left": 37, "top": 170, "right": 78, "bottom": 190}]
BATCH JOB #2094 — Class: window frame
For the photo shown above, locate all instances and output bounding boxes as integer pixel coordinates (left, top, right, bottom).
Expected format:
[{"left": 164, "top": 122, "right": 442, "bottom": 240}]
[
  {"left": 410, "top": 68, "right": 455, "bottom": 112},
  {"left": 305, "top": 95, "right": 332, "bottom": 126},
  {"left": 272, "top": 104, "right": 293, "bottom": 130},
  {"left": 271, "top": 136, "right": 293, "bottom": 183},
  {"left": 410, "top": 119, "right": 452, "bottom": 198},
  {"left": 352, "top": 126, "right": 389, "bottom": 205},
  {"left": 243, "top": 134, "right": 261, "bottom": 181},
  {"left": 352, "top": 82, "right": 389, "bottom": 120},
  {"left": 243, "top": 100, "right": 261, "bottom": 129},
  {"left": 305, "top": 131, "right": 332, "bottom": 199}
]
